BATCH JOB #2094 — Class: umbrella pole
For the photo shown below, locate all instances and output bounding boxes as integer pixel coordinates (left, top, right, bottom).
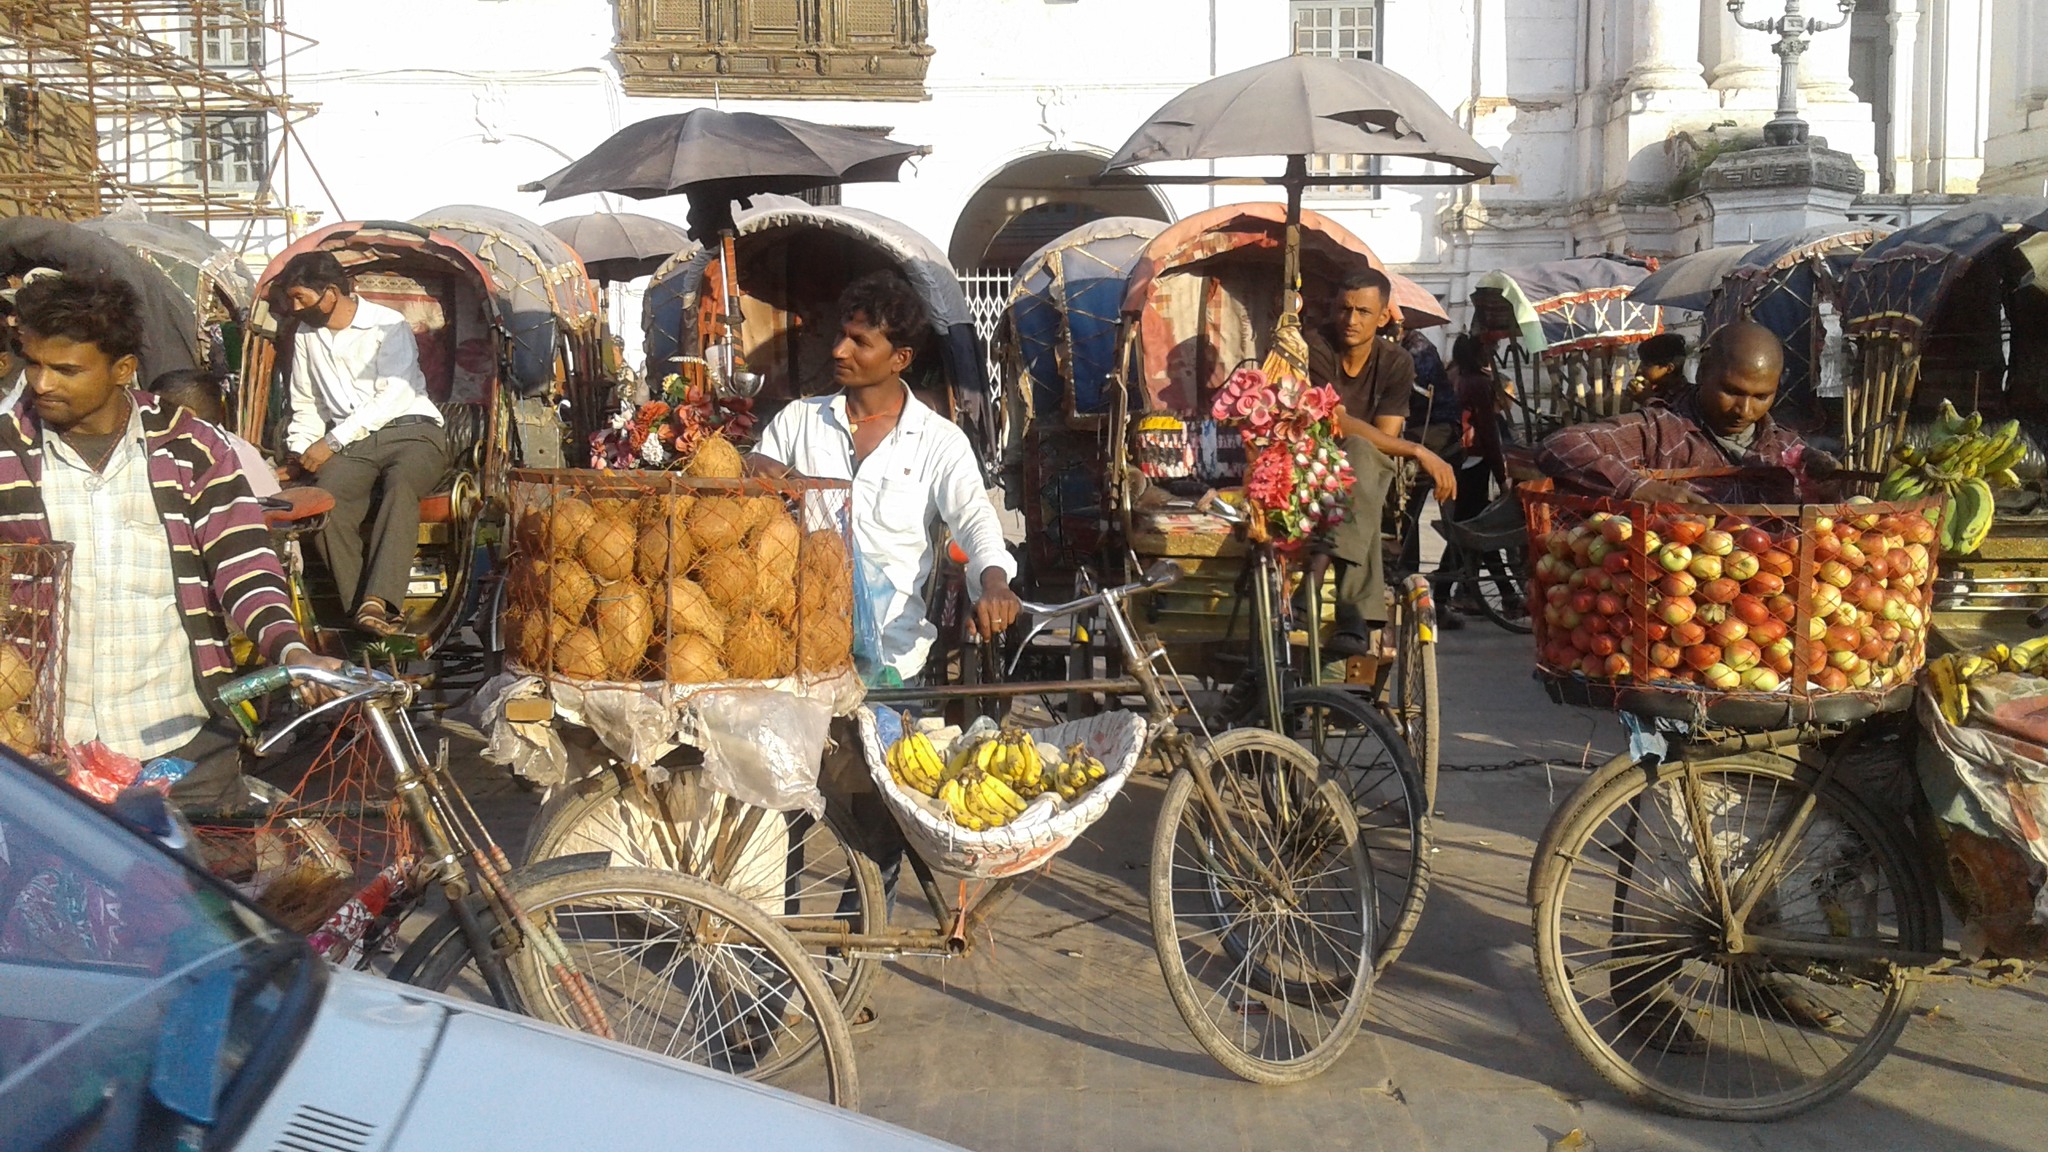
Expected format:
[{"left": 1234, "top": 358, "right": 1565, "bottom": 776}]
[{"left": 1283, "top": 154, "right": 1307, "bottom": 319}]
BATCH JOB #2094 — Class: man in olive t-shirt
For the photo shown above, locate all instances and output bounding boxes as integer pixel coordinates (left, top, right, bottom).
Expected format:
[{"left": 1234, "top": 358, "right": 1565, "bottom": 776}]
[{"left": 1305, "top": 269, "right": 1456, "bottom": 651}]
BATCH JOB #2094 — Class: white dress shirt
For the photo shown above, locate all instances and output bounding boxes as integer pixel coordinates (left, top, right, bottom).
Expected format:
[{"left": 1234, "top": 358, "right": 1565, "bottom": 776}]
[
  {"left": 43, "top": 398, "right": 210, "bottom": 758},
  {"left": 285, "top": 297, "right": 443, "bottom": 453},
  {"left": 755, "top": 388, "right": 1017, "bottom": 681}
]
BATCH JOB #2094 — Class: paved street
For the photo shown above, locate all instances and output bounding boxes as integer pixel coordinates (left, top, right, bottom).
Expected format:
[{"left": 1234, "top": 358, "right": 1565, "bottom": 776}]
[{"left": 453, "top": 622, "right": 2048, "bottom": 1152}]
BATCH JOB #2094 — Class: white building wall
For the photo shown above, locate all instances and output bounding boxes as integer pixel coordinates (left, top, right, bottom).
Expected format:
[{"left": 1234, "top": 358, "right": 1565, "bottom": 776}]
[{"left": 263, "top": 0, "right": 2004, "bottom": 346}]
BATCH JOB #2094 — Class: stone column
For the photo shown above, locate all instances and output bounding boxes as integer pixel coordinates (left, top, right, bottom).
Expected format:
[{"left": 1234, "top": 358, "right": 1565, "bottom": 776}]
[
  {"left": 1981, "top": 0, "right": 2048, "bottom": 195},
  {"left": 1704, "top": 0, "right": 1780, "bottom": 101},
  {"left": 1631, "top": 0, "right": 1707, "bottom": 91},
  {"left": 1799, "top": 5, "right": 1861, "bottom": 103},
  {"left": 1888, "top": 0, "right": 1922, "bottom": 192}
]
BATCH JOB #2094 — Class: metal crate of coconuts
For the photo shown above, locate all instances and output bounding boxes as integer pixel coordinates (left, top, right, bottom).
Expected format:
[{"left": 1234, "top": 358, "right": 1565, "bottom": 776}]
[
  {"left": 1521, "top": 471, "right": 1945, "bottom": 729},
  {"left": 0, "top": 542, "right": 71, "bottom": 759},
  {"left": 502, "top": 436, "right": 858, "bottom": 690}
]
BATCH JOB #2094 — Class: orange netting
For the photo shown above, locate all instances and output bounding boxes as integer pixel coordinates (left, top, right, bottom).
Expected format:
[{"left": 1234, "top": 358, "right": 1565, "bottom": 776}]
[
  {"left": 1522, "top": 472, "right": 1943, "bottom": 705},
  {"left": 0, "top": 542, "right": 70, "bottom": 760},
  {"left": 502, "top": 457, "right": 858, "bottom": 688}
]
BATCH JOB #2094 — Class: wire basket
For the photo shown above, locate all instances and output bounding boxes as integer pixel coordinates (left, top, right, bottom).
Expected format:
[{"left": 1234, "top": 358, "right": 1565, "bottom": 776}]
[
  {"left": 0, "top": 542, "right": 69, "bottom": 759},
  {"left": 502, "top": 468, "right": 859, "bottom": 689},
  {"left": 1521, "top": 472, "right": 1943, "bottom": 727}
]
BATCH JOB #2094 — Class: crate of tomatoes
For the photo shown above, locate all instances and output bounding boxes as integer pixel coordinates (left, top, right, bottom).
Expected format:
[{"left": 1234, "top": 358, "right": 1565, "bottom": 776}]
[{"left": 1521, "top": 472, "right": 1944, "bottom": 727}]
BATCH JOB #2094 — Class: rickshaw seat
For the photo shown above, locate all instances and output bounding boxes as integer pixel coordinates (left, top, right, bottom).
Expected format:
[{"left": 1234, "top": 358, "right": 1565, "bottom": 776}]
[
  {"left": 417, "top": 493, "right": 456, "bottom": 525},
  {"left": 263, "top": 486, "right": 336, "bottom": 527}
]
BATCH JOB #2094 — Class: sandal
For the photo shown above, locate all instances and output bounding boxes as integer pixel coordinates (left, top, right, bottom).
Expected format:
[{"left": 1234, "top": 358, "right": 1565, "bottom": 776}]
[{"left": 353, "top": 600, "right": 408, "bottom": 638}]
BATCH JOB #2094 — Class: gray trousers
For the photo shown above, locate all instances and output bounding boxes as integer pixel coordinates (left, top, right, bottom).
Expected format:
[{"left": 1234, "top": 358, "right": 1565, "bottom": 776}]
[
  {"left": 1328, "top": 434, "right": 1398, "bottom": 630},
  {"left": 315, "top": 419, "right": 449, "bottom": 613}
]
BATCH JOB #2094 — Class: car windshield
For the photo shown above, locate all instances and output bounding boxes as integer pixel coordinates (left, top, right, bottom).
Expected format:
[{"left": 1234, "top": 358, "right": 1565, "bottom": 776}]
[{"left": 0, "top": 762, "right": 316, "bottom": 1152}]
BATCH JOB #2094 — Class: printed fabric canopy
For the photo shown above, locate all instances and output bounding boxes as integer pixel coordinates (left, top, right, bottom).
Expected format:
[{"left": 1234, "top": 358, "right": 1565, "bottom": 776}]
[
  {"left": 1474, "top": 255, "right": 1661, "bottom": 356},
  {"left": 1842, "top": 197, "right": 2048, "bottom": 336},
  {"left": 411, "top": 205, "right": 603, "bottom": 396},
  {"left": 1005, "top": 216, "right": 1165, "bottom": 421}
]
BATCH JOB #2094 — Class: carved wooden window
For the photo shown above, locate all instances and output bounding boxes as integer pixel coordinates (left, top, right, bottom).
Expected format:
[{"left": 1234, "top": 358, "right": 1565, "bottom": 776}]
[{"left": 617, "top": 0, "right": 931, "bottom": 100}]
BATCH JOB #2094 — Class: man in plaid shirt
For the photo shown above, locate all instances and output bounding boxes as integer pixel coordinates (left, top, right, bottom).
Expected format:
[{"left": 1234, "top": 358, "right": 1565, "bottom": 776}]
[
  {"left": 1, "top": 273, "right": 342, "bottom": 809},
  {"left": 1537, "top": 322, "right": 1830, "bottom": 502}
]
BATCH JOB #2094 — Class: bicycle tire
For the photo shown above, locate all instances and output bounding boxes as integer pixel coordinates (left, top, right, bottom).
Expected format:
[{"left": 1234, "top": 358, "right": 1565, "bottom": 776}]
[
  {"left": 410, "top": 865, "right": 860, "bottom": 1109},
  {"left": 1150, "top": 728, "right": 1375, "bottom": 1085},
  {"left": 1530, "top": 753, "right": 1940, "bottom": 1121},
  {"left": 1389, "top": 587, "right": 1441, "bottom": 810},
  {"left": 524, "top": 765, "right": 886, "bottom": 1023},
  {"left": 1274, "top": 687, "right": 1430, "bottom": 972}
]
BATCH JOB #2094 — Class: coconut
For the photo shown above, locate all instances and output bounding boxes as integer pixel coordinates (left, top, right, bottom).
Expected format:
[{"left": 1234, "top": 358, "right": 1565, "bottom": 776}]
[
  {"left": 685, "top": 433, "right": 745, "bottom": 479},
  {"left": 663, "top": 635, "right": 725, "bottom": 684},
  {"left": 546, "top": 559, "right": 599, "bottom": 622},
  {"left": 659, "top": 579, "right": 726, "bottom": 646},
  {"left": 797, "top": 564, "right": 854, "bottom": 619},
  {"left": 577, "top": 513, "right": 636, "bottom": 583},
  {"left": 796, "top": 610, "right": 853, "bottom": 674},
  {"left": 0, "top": 645, "right": 34, "bottom": 712},
  {"left": 635, "top": 515, "right": 694, "bottom": 583},
  {"left": 553, "top": 627, "right": 610, "bottom": 681},
  {"left": 548, "top": 497, "right": 598, "bottom": 557},
  {"left": 740, "top": 494, "right": 783, "bottom": 537},
  {"left": 697, "top": 550, "right": 757, "bottom": 612},
  {"left": 725, "top": 611, "right": 793, "bottom": 680},
  {"left": 756, "top": 566, "right": 796, "bottom": 618},
  {"left": 0, "top": 708, "right": 35, "bottom": 755},
  {"left": 593, "top": 497, "right": 636, "bottom": 524},
  {"left": 799, "top": 527, "right": 851, "bottom": 578},
  {"left": 687, "top": 497, "right": 750, "bottom": 552},
  {"left": 590, "top": 583, "right": 654, "bottom": 678},
  {"left": 636, "top": 492, "right": 695, "bottom": 527},
  {"left": 752, "top": 510, "right": 802, "bottom": 576},
  {"left": 507, "top": 609, "right": 570, "bottom": 669}
]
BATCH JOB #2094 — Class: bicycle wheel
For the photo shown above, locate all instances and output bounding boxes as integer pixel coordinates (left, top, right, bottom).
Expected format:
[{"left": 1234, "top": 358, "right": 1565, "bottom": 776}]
[
  {"left": 525, "top": 765, "right": 885, "bottom": 1023},
  {"left": 411, "top": 866, "right": 860, "bottom": 1108},
  {"left": 1474, "top": 546, "right": 1532, "bottom": 634},
  {"left": 1274, "top": 687, "right": 1430, "bottom": 972},
  {"left": 1387, "top": 582, "right": 1440, "bottom": 810},
  {"left": 1150, "top": 728, "right": 1376, "bottom": 1084},
  {"left": 1530, "top": 753, "right": 1940, "bottom": 1120}
]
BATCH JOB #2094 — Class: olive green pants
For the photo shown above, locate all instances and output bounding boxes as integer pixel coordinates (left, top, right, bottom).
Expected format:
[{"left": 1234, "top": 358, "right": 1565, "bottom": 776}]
[{"left": 1328, "top": 434, "right": 1397, "bottom": 631}]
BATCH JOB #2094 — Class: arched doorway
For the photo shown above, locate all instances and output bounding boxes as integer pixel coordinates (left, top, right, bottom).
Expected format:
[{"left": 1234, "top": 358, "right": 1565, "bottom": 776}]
[{"left": 948, "top": 150, "right": 1173, "bottom": 269}]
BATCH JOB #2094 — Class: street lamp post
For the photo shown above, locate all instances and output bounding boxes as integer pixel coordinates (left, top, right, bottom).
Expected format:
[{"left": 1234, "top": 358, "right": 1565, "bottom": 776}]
[{"left": 1727, "top": 0, "right": 1856, "bottom": 147}]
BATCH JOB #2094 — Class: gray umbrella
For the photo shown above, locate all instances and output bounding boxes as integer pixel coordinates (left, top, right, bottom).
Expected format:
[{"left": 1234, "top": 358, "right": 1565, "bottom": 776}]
[
  {"left": 521, "top": 109, "right": 923, "bottom": 242},
  {"left": 1628, "top": 244, "right": 1760, "bottom": 311},
  {"left": 1102, "top": 55, "right": 1495, "bottom": 321},
  {"left": 545, "top": 212, "right": 695, "bottom": 283}
]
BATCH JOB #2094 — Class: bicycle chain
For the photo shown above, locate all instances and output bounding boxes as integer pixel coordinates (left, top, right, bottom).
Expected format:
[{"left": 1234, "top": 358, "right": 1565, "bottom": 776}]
[{"left": 1440, "top": 756, "right": 1584, "bottom": 774}]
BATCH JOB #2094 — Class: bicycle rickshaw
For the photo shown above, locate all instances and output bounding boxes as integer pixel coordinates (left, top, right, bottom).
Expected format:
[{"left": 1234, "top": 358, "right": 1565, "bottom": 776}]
[
  {"left": 236, "top": 208, "right": 608, "bottom": 669},
  {"left": 1517, "top": 446, "right": 2048, "bottom": 1118},
  {"left": 1837, "top": 197, "right": 2048, "bottom": 618},
  {"left": 1473, "top": 254, "right": 1664, "bottom": 445}
]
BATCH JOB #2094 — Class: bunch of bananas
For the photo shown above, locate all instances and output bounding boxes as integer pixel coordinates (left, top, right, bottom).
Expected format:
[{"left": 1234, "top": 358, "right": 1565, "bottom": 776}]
[
  {"left": 886, "top": 721, "right": 1112, "bottom": 831},
  {"left": 1879, "top": 401, "right": 2027, "bottom": 556},
  {"left": 1048, "top": 743, "right": 1107, "bottom": 801},
  {"left": 1924, "top": 635, "right": 2048, "bottom": 724},
  {"left": 885, "top": 724, "right": 948, "bottom": 795}
]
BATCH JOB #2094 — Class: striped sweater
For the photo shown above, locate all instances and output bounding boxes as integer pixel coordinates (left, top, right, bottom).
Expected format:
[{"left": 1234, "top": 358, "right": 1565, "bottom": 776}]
[{"left": 0, "top": 392, "right": 306, "bottom": 711}]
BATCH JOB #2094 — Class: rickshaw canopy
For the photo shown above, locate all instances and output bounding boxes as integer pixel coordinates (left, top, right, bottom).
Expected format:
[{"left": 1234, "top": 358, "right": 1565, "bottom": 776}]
[
  {"left": 412, "top": 205, "right": 604, "bottom": 398},
  {"left": 1473, "top": 255, "right": 1661, "bottom": 356},
  {"left": 1120, "top": 202, "right": 1422, "bottom": 414},
  {"left": 0, "top": 215, "right": 201, "bottom": 383},
  {"left": 78, "top": 206, "right": 255, "bottom": 320},
  {"left": 642, "top": 196, "right": 983, "bottom": 403},
  {"left": 1842, "top": 197, "right": 2048, "bottom": 337},
  {"left": 1005, "top": 215, "right": 1165, "bottom": 421}
]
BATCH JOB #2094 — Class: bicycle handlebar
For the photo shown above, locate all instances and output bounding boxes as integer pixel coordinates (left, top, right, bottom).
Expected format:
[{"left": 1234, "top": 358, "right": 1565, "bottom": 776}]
[
  {"left": 1017, "top": 560, "right": 1182, "bottom": 623},
  {"left": 218, "top": 661, "right": 396, "bottom": 706}
]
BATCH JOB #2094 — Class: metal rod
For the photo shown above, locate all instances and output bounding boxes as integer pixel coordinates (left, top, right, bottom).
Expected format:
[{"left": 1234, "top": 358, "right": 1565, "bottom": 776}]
[{"left": 866, "top": 677, "right": 1148, "bottom": 704}]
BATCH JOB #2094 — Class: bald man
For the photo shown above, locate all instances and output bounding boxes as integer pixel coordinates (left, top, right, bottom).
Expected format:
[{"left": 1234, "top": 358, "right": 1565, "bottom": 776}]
[{"left": 1537, "top": 322, "right": 1831, "bottom": 501}]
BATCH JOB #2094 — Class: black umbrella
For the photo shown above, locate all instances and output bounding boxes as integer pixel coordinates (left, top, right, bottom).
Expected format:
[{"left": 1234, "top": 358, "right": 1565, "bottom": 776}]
[
  {"left": 545, "top": 212, "right": 695, "bottom": 283},
  {"left": 1629, "top": 244, "right": 1759, "bottom": 312},
  {"left": 521, "top": 109, "right": 923, "bottom": 242},
  {"left": 1102, "top": 55, "right": 1495, "bottom": 325}
]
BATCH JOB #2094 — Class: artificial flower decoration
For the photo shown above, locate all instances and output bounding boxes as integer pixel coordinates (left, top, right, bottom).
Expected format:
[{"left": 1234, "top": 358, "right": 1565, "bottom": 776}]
[{"left": 1210, "top": 364, "right": 1353, "bottom": 541}]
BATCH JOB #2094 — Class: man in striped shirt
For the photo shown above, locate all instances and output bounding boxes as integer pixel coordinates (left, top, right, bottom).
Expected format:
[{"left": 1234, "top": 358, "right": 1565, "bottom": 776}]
[{"left": 1, "top": 273, "right": 341, "bottom": 809}]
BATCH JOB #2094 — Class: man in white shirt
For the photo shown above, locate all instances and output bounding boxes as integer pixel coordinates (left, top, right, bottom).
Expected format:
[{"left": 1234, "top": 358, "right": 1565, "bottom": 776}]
[
  {"left": 274, "top": 252, "right": 448, "bottom": 636},
  {"left": 748, "top": 271, "right": 1021, "bottom": 686}
]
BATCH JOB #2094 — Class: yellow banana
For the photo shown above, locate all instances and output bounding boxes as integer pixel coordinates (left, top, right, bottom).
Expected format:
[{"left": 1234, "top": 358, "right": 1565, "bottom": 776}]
[{"left": 985, "top": 774, "right": 1029, "bottom": 816}]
